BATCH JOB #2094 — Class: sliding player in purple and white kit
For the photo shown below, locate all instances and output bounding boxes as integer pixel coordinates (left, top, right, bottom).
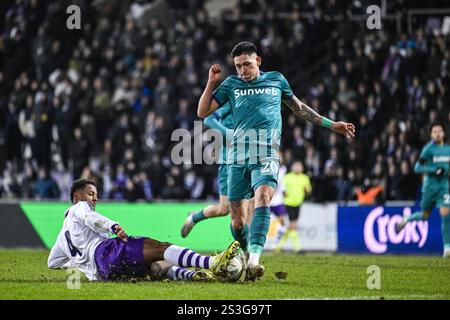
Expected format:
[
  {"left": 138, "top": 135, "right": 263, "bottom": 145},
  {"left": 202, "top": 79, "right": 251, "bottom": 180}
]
[{"left": 48, "top": 179, "right": 240, "bottom": 281}]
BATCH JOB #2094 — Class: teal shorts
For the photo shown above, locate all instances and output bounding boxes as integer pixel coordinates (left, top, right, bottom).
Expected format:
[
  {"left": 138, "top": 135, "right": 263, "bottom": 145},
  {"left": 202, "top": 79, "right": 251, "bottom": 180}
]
[
  {"left": 420, "top": 187, "right": 450, "bottom": 211},
  {"left": 227, "top": 161, "right": 279, "bottom": 201},
  {"left": 218, "top": 164, "right": 228, "bottom": 196}
]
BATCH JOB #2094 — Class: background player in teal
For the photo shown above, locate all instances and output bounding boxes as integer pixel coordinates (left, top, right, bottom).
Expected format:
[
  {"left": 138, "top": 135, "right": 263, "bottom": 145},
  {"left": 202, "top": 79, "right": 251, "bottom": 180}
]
[
  {"left": 180, "top": 103, "right": 254, "bottom": 237},
  {"left": 396, "top": 123, "right": 450, "bottom": 257},
  {"left": 197, "top": 41, "right": 356, "bottom": 280},
  {"left": 181, "top": 102, "right": 255, "bottom": 241}
]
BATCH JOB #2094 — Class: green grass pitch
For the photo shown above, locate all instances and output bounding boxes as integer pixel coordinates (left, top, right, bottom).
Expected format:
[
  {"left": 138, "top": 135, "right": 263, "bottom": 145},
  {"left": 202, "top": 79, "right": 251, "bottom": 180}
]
[{"left": 0, "top": 249, "right": 449, "bottom": 300}]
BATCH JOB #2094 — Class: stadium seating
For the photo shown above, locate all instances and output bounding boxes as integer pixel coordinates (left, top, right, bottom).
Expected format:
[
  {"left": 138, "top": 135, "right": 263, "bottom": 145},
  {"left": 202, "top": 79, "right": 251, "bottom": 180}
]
[{"left": 0, "top": 0, "right": 449, "bottom": 203}]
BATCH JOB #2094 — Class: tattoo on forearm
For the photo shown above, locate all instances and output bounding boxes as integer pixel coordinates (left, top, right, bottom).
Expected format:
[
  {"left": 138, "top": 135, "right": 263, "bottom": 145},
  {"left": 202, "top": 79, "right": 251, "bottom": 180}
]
[{"left": 283, "top": 98, "right": 322, "bottom": 125}]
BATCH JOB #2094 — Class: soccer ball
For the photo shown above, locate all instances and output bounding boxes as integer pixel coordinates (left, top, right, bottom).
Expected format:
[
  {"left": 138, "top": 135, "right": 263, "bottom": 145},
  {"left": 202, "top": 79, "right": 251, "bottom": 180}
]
[{"left": 217, "top": 255, "right": 245, "bottom": 283}]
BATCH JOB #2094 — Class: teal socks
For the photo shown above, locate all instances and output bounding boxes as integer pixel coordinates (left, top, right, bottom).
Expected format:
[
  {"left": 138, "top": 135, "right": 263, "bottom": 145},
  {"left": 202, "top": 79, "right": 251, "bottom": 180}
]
[
  {"left": 406, "top": 211, "right": 426, "bottom": 222},
  {"left": 249, "top": 206, "right": 270, "bottom": 252},
  {"left": 230, "top": 223, "right": 249, "bottom": 251},
  {"left": 192, "top": 210, "right": 206, "bottom": 223}
]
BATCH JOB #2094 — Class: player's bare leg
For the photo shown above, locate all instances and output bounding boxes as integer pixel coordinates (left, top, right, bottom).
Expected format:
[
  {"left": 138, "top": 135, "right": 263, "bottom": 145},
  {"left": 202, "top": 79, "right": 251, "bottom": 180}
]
[
  {"left": 181, "top": 195, "right": 230, "bottom": 237},
  {"left": 236, "top": 198, "right": 254, "bottom": 263},
  {"left": 396, "top": 210, "right": 431, "bottom": 233},
  {"left": 440, "top": 207, "right": 450, "bottom": 258},
  {"left": 143, "top": 238, "right": 172, "bottom": 264},
  {"left": 246, "top": 197, "right": 255, "bottom": 225},
  {"left": 230, "top": 199, "right": 249, "bottom": 252},
  {"left": 245, "top": 184, "right": 275, "bottom": 281}
]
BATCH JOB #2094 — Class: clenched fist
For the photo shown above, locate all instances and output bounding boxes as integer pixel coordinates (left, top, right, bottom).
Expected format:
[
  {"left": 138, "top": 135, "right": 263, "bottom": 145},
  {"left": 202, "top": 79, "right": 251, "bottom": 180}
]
[{"left": 208, "top": 64, "right": 222, "bottom": 84}]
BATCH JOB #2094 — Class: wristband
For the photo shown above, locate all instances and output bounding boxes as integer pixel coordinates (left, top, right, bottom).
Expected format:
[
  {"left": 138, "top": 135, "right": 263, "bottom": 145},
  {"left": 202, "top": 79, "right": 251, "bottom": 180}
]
[
  {"left": 111, "top": 224, "right": 119, "bottom": 234},
  {"left": 321, "top": 117, "right": 333, "bottom": 128}
]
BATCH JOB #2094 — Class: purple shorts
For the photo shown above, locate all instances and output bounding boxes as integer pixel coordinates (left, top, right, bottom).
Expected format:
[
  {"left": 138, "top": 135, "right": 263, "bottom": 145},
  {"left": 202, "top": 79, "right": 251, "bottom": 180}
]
[
  {"left": 94, "top": 236, "right": 148, "bottom": 280},
  {"left": 270, "top": 205, "right": 287, "bottom": 217}
]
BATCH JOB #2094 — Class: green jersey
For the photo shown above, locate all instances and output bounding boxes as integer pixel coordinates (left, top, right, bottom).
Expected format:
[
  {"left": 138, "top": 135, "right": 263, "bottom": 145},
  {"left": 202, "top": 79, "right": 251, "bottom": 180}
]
[
  {"left": 414, "top": 141, "right": 450, "bottom": 191},
  {"left": 204, "top": 102, "right": 233, "bottom": 164},
  {"left": 212, "top": 71, "right": 293, "bottom": 164}
]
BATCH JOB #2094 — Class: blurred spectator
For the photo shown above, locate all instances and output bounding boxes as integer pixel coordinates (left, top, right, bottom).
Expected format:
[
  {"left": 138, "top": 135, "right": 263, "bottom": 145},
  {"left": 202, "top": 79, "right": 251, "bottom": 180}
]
[
  {"left": 396, "top": 161, "right": 420, "bottom": 201},
  {"left": 162, "top": 166, "right": 185, "bottom": 199},
  {"left": 335, "top": 167, "right": 355, "bottom": 203},
  {"left": 35, "top": 168, "right": 60, "bottom": 199},
  {"left": 355, "top": 179, "right": 384, "bottom": 206},
  {"left": 53, "top": 95, "right": 77, "bottom": 170},
  {"left": 174, "top": 99, "right": 194, "bottom": 130},
  {"left": 125, "top": 178, "right": 140, "bottom": 202},
  {"left": 5, "top": 100, "right": 23, "bottom": 164},
  {"left": 70, "top": 127, "right": 91, "bottom": 180},
  {"left": 80, "top": 166, "right": 104, "bottom": 198},
  {"left": 21, "top": 164, "right": 37, "bottom": 199}
]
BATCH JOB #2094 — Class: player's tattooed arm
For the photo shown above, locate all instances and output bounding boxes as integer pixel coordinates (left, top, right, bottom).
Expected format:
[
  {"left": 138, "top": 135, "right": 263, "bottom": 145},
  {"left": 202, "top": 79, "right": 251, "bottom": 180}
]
[
  {"left": 282, "top": 96, "right": 322, "bottom": 125},
  {"left": 283, "top": 95, "right": 356, "bottom": 139}
]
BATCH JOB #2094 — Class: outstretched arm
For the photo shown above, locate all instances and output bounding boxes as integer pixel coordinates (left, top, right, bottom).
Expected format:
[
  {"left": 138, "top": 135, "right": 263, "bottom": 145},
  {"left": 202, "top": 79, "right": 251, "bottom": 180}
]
[
  {"left": 73, "top": 202, "right": 128, "bottom": 241},
  {"left": 282, "top": 95, "right": 356, "bottom": 139},
  {"left": 413, "top": 147, "right": 447, "bottom": 176},
  {"left": 84, "top": 213, "right": 128, "bottom": 242},
  {"left": 414, "top": 158, "right": 443, "bottom": 175}
]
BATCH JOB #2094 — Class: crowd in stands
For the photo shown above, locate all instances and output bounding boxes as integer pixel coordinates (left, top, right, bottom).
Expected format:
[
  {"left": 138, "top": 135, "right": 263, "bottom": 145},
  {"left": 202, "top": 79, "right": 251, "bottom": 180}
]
[{"left": 1, "top": 0, "right": 449, "bottom": 204}]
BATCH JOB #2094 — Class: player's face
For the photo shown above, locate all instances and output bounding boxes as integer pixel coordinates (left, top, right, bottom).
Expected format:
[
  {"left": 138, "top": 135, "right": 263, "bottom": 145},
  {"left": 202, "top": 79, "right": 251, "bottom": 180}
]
[
  {"left": 431, "top": 126, "right": 445, "bottom": 143},
  {"left": 234, "top": 53, "right": 261, "bottom": 82},
  {"left": 74, "top": 184, "right": 98, "bottom": 209}
]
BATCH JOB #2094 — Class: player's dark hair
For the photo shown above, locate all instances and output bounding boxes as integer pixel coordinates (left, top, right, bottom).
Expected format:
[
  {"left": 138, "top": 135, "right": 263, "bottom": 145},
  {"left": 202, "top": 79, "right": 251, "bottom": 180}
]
[
  {"left": 430, "top": 122, "right": 445, "bottom": 134},
  {"left": 231, "top": 41, "right": 258, "bottom": 57},
  {"left": 70, "top": 179, "right": 96, "bottom": 203}
]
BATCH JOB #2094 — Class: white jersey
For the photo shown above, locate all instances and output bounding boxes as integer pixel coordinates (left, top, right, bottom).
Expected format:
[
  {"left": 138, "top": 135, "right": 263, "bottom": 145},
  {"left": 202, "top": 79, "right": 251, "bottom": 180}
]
[
  {"left": 47, "top": 201, "right": 119, "bottom": 281},
  {"left": 271, "top": 165, "right": 287, "bottom": 206}
]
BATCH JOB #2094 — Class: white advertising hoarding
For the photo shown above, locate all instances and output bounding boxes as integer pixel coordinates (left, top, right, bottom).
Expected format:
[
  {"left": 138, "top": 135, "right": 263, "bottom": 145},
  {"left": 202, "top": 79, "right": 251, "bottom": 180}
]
[{"left": 264, "top": 203, "right": 337, "bottom": 252}]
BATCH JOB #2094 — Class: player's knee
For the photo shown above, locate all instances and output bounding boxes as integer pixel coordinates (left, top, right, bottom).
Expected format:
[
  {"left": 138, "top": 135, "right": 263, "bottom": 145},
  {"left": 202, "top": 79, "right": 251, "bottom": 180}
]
[
  {"left": 145, "top": 239, "right": 172, "bottom": 254},
  {"left": 159, "top": 241, "right": 172, "bottom": 251},
  {"left": 230, "top": 200, "right": 245, "bottom": 215},
  {"left": 218, "top": 204, "right": 230, "bottom": 216},
  {"left": 150, "top": 260, "right": 173, "bottom": 281},
  {"left": 256, "top": 190, "right": 271, "bottom": 206},
  {"left": 230, "top": 200, "right": 244, "bottom": 216},
  {"left": 153, "top": 242, "right": 171, "bottom": 260}
]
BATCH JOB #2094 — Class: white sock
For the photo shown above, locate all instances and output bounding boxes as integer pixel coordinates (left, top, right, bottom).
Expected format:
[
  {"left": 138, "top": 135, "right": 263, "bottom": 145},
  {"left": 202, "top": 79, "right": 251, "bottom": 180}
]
[
  {"left": 248, "top": 252, "right": 260, "bottom": 266},
  {"left": 167, "top": 266, "right": 196, "bottom": 280},
  {"left": 164, "top": 245, "right": 212, "bottom": 269}
]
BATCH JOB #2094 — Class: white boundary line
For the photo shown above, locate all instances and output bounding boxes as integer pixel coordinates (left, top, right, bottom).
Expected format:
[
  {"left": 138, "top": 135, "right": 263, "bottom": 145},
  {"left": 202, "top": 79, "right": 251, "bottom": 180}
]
[{"left": 287, "top": 294, "right": 447, "bottom": 300}]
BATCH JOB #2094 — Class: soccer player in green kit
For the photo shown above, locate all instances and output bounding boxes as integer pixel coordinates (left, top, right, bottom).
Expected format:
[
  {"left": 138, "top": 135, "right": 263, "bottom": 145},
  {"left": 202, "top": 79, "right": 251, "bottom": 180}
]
[
  {"left": 198, "top": 41, "right": 356, "bottom": 280},
  {"left": 396, "top": 123, "right": 450, "bottom": 258}
]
